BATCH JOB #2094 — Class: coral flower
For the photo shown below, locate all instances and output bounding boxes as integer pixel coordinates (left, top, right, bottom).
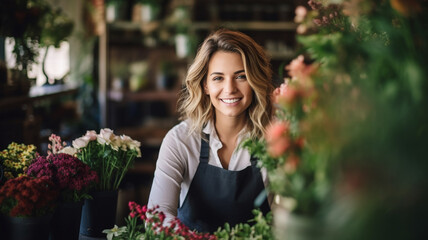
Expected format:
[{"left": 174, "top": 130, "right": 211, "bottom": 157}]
[{"left": 266, "top": 121, "right": 290, "bottom": 157}]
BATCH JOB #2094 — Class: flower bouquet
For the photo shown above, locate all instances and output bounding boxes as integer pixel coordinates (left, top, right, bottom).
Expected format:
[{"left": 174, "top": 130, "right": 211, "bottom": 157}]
[
  {"left": 23, "top": 134, "right": 99, "bottom": 240},
  {"left": 246, "top": 0, "right": 428, "bottom": 239},
  {"left": 0, "top": 175, "right": 59, "bottom": 217},
  {"left": 0, "top": 142, "right": 38, "bottom": 183},
  {"left": 103, "top": 201, "right": 273, "bottom": 240},
  {"left": 71, "top": 128, "right": 141, "bottom": 191},
  {"left": 26, "top": 134, "right": 98, "bottom": 203},
  {"left": 0, "top": 175, "right": 59, "bottom": 240},
  {"left": 69, "top": 128, "right": 141, "bottom": 237}
]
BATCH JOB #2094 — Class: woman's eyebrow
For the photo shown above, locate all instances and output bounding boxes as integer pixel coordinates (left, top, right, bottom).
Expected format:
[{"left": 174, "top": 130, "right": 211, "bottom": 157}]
[{"left": 209, "top": 70, "right": 245, "bottom": 76}]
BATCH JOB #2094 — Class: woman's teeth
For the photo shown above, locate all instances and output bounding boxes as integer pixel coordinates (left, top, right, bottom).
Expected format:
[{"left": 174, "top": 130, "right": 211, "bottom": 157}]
[{"left": 222, "top": 98, "right": 240, "bottom": 103}]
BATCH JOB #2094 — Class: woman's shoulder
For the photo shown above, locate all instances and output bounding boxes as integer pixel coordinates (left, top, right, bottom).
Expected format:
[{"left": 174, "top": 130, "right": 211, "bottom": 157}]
[{"left": 164, "top": 120, "right": 199, "bottom": 143}]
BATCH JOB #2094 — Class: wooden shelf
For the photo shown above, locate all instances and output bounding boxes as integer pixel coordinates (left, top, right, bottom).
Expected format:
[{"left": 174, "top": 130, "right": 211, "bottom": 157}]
[
  {"left": 191, "top": 21, "right": 297, "bottom": 31},
  {"left": 0, "top": 84, "right": 79, "bottom": 109},
  {"left": 107, "top": 21, "right": 160, "bottom": 33},
  {"left": 108, "top": 90, "right": 179, "bottom": 102}
]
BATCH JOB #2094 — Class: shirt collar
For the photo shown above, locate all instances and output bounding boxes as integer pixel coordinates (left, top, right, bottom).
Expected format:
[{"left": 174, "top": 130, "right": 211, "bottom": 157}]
[{"left": 202, "top": 120, "right": 250, "bottom": 144}]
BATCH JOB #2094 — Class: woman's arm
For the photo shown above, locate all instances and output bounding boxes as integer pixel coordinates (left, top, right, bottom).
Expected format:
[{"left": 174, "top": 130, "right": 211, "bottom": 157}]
[{"left": 148, "top": 128, "right": 187, "bottom": 224}]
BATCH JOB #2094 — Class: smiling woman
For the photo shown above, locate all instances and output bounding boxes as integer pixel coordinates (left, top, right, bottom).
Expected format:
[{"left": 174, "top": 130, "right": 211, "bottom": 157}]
[{"left": 147, "top": 29, "right": 275, "bottom": 233}]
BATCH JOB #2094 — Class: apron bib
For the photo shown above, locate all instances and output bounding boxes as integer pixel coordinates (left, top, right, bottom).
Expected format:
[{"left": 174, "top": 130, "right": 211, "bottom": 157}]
[{"left": 177, "top": 134, "right": 270, "bottom": 233}]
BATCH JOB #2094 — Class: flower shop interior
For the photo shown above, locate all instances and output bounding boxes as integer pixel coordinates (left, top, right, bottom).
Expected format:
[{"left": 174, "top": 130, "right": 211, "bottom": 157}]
[{"left": 1, "top": 0, "right": 427, "bottom": 240}]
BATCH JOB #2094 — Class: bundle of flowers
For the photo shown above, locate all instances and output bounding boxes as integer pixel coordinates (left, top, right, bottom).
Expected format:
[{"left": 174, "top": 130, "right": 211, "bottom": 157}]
[
  {"left": 70, "top": 128, "right": 142, "bottom": 191},
  {"left": 243, "top": 55, "right": 329, "bottom": 217},
  {"left": 27, "top": 153, "right": 98, "bottom": 202},
  {"left": 26, "top": 134, "right": 98, "bottom": 202},
  {"left": 0, "top": 142, "right": 38, "bottom": 182},
  {"left": 103, "top": 202, "right": 273, "bottom": 240},
  {"left": 247, "top": 0, "right": 428, "bottom": 238},
  {"left": 0, "top": 175, "right": 59, "bottom": 217}
]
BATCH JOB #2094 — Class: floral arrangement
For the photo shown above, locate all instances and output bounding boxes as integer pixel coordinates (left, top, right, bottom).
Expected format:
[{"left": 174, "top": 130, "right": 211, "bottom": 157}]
[
  {"left": 70, "top": 128, "right": 142, "bottom": 191},
  {"left": 103, "top": 202, "right": 273, "bottom": 240},
  {"left": 0, "top": 142, "right": 38, "bottom": 182},
  {"left": 26, "top": 134, "right": 98, "bottom": 203},
  {"left": 0, "top": 176, "right": 59, "bottom": 217},
  {"left": 246, "top": 0, "right": 428, "bottom": 238}
]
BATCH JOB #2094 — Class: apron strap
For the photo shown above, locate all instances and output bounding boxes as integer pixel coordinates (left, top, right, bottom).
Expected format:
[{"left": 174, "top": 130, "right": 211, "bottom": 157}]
[{"left": 200, "top": 134, "right": 210, "bottom": 163}]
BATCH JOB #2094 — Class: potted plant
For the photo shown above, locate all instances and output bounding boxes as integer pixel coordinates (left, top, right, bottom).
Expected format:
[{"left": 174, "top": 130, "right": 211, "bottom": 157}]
[
  {"left": 0, "top": 142, "right": 38, "bottom": 183},
  {"left": 103, "top": 201, "right": 273, "bottom": 240},
  {"left": 0, "top": 175, "right": 59, "bottom": 240},
  {"left": 164, "top": 5, "right": 194, "bottom": 58},
  {"left": 0, "top": 0, "right": 73, "bottom": 91},
  {"left": 134, "top": 0, "right": 161, "bottom": 23},
  {"left": 39, "top": 7, "right": 73, "bottom": 84},
  {"left": 68, "top": 128, "right": 141, "bottom": 237},
  {"left": 105, "top": 0, "right": 127, "bottom": 22},
  {"left": 26, "top": 134, "right": 98, "bottom": 240}
]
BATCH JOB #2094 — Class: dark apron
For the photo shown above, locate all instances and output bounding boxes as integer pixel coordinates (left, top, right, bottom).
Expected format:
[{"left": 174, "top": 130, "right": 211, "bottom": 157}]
[{"left": 177, "top": 134, "right": 270, "bottom": 233}]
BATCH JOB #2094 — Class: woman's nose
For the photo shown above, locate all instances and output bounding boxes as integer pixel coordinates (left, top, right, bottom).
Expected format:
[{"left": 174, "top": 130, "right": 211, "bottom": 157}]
[{"left": 223, "top": 78, "right": 237, "bottom": 93}]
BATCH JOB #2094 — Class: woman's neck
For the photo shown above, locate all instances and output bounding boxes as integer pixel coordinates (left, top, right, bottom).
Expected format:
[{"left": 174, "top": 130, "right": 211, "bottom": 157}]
[{"left": 214, "top": 115, "right": 246, "bottom": 145}]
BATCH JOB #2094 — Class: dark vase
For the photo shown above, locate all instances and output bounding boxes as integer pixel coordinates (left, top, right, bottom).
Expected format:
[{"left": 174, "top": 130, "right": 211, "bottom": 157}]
[
  {"left": 79, "top": 190, "right": 119, "bottom": 238},
  {"left": 5, "top": 214, "right": 52, "bottom": 240},
  {"left": 50, "top": 201, "right": 83, "bottom": 240}
]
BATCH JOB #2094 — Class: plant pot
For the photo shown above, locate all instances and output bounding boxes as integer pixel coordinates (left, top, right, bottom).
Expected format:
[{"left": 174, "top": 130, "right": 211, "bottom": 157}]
[
  {"left": 79, "top": 190, "right": 119, "bottom": 238},
  {"left": 4, "top": 214, "right": 52, "bottom": 240},
  {"left": 273, "top": 202, "right": 323, "bottom": 240},
  {"left": 50, "top": 201, "right": 83, "bottom": 240},
  {"left": 175, "top": 34, "right": 190, "bottom": 59}
]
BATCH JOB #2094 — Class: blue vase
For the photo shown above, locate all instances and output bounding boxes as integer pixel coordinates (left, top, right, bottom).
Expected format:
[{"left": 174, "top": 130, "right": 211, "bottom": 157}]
[{"left": 79, "top": 190, "right": 119, "bottom": 238}]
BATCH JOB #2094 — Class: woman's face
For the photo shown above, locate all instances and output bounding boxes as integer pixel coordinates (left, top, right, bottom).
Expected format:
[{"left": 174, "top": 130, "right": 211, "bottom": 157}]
[{"left": 204, "top": 51, "right": 253, "bottom": 121}]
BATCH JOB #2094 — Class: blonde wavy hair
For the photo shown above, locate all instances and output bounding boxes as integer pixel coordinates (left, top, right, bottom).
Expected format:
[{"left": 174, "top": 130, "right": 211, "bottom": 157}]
[{"left": 177, "top": 29, "right": 274, "bottom": 140}]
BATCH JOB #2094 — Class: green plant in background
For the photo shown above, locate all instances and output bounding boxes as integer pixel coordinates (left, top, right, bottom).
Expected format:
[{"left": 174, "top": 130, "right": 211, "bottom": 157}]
[
  {"left": 0, "top": 0, "right": 73, "bottom": 80},
  {"left": 39, "top": 7, "right": 73, "bottom": 83}
]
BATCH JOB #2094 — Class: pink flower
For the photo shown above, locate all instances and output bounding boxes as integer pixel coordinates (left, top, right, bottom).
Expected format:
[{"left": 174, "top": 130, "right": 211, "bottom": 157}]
[
  {"left": 294, "top": 6, "right": 307, "bottom": 23},
  {"left": 266, "top": 121, "right": 291, "bottom": 157},
  {"left": 85, "top": 130, "right": 98, "bottom": 140},
  {"left": 285, "top": 55, "right": 317, "bottom": 82}
]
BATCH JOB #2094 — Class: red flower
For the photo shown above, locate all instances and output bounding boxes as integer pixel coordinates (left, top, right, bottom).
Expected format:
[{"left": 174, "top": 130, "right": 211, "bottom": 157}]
[
  {"left": 0, "top": 176, "right": 59, "bottom": 217},
  {"left": 26, "top": 153, "right": 98, "bottom": 202}
]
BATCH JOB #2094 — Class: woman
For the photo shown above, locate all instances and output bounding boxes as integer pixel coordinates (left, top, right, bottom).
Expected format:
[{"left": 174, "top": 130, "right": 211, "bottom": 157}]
[{"left": 148, "top": 29, "right": 274, "bottom": 233}]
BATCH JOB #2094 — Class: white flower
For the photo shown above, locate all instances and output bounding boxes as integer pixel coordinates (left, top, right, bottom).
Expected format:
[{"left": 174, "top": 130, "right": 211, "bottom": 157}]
[
  {"left": 97, "top": 128, "right": 115, "bottom": 145},
  {"left": 58, "top": 146, "right": 77, "bottom": 156},
  {"left": 110, "top": 135, "right": 122, "bottom": 151},
  {"left": 102, "top": 225, "right": 127, "bottom": 240},
  {"left": 85, "top": 130, "right": 98, "bottom": 140},
  {"left": 72, "top": 135, "right": 91, "bottom": 149},
  {"left": 119, "top": 135, "right": 133, "bottom": 151}
]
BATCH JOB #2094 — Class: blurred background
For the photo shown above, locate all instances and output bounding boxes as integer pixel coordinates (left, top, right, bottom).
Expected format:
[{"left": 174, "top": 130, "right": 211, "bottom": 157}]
[{"left": 0, "top": 0, "right": 305, "bottom": 225}]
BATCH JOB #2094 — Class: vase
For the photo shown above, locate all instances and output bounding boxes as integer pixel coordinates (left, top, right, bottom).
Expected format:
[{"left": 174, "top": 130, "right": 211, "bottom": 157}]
[
  {"left": 273, "top": 201, "right": 324, "bottom": 240},
  {"left": 4, "top": 214, "right": 52, "bottom": 240},
  {"left": 79, "top": 190, "right": 119, "bottom": 238},
  {"left": 50, "top": 201, "right": 83, "bottom": 240}
]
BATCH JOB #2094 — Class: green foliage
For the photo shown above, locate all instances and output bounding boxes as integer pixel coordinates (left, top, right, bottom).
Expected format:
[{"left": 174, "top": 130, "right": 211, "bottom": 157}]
[{"left": 214, "top": 209, "right": 274, "bottom": 240}]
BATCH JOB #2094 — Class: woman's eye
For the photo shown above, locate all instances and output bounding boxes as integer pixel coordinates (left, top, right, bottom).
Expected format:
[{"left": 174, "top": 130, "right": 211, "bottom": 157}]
[
  {"left": 212, "top": 76, "right": 222, "bottom": 81},
  {"left": 236, "top": 74, "right": 247, "bottom": 80}
]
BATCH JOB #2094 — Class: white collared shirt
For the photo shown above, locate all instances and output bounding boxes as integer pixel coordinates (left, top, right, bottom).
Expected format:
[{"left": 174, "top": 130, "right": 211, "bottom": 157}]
[{"left": 147, "top": 120, "right": 270, "bottom": 224}]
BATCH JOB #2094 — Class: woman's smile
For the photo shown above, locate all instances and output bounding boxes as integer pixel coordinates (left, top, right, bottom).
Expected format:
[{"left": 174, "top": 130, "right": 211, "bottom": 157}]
[{"left": 205, "top": 51, "right": 253, "bottom": 120}]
